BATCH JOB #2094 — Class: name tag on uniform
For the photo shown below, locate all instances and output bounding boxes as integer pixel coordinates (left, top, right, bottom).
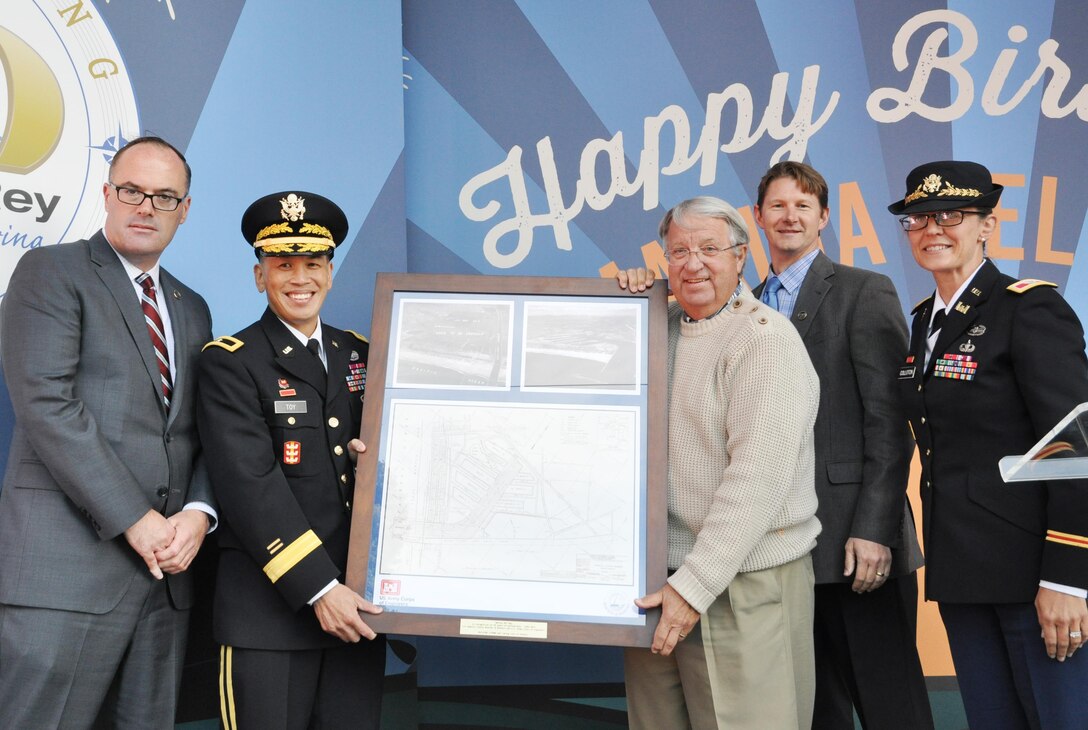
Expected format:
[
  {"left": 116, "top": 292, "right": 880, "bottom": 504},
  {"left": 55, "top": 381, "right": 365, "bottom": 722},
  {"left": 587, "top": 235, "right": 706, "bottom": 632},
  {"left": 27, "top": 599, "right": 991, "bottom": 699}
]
[
  {"left": 275, "top": 400, "right": 308, "bottom": 414},
  {"left": 898, "top": 366, "right": 916, "bottom": 379}
]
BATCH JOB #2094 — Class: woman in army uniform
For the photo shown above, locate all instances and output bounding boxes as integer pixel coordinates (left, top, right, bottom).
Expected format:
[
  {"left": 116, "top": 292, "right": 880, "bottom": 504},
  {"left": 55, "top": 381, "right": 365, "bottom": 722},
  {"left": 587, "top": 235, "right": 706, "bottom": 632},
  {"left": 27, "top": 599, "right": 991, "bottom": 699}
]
[{"left": 890, "top": 160, "right": 1088, "bottom": 730}]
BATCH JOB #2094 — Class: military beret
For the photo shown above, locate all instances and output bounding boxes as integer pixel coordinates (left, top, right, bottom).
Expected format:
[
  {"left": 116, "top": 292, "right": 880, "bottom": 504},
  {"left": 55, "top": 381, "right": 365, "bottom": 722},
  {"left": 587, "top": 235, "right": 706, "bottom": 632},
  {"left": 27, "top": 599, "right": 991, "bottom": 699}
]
[{"left": 241, "top": 190, "right": 348, "bottom": 257}]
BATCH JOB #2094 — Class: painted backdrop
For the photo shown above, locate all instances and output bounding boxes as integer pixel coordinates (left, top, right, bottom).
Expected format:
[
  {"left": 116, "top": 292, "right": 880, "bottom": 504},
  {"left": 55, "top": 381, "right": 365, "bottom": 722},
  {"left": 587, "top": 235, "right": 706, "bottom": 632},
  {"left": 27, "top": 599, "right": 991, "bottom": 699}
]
[{"left": 2, "top": 0, "right": 1087, "bottom": 723}]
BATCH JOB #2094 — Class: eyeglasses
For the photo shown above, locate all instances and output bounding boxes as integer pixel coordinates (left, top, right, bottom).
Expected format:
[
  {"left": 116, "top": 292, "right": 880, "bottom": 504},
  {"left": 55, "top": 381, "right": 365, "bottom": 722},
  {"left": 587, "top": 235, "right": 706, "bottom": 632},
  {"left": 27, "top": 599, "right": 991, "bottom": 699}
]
[
  {"left": 664, "top": 243, "right": 742, "bottom": 263},
  {"left": 898, "top": 209, "right": 985, "bottom": 232},
  {"left": 108, "top": 183, "right": 186, "bottom": 212}
]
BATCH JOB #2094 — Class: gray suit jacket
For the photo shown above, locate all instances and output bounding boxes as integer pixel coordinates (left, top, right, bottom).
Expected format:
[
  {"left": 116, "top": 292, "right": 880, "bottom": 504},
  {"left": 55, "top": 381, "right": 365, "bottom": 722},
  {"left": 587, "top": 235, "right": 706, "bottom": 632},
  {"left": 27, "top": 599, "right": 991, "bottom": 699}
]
[
  {"left": 755, "top": 252, "right": 922, "bottom": 583},
  {"left": 0, "top": 232, "right": 212, "bottom": 613}
]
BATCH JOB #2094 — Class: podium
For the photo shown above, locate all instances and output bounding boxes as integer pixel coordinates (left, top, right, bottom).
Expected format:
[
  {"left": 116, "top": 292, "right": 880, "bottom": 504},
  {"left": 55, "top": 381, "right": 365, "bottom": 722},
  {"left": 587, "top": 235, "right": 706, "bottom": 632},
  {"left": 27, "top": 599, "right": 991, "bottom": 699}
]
[{"left": 999, "top": 402, "right": 1088, "bottom": 482}]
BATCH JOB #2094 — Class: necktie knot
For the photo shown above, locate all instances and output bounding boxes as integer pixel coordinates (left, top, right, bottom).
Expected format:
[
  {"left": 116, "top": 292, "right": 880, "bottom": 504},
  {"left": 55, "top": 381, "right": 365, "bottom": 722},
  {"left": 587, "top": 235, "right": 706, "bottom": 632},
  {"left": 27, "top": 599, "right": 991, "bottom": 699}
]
[
  {"left": 929, "top": 307, "right": 946, "bottom": 337},
  {"left": 136, "top": 272, "right": 154, "bottom": 294},
  {"left": 762, "top": 276, "right": 784, "bottom": 312},
  {"left": 306, "top": 338, "right": 321, "bottom": 358}
]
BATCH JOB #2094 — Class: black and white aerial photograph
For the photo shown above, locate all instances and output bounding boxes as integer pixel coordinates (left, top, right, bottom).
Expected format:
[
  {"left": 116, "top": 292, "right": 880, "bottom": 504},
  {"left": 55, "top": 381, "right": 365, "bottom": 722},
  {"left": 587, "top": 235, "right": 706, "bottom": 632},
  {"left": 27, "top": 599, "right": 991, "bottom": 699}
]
[
  {"left": 521, "top": 301, "right": 641, "bottom": 393},
  {"left": 392, "top": 298, "right": 513, "bottom": 389}
]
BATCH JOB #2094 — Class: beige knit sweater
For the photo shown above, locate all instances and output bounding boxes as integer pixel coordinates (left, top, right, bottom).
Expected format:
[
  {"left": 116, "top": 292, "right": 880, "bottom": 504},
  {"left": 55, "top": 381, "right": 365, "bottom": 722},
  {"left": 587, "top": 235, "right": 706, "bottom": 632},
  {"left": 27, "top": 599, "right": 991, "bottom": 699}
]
[{"left": 666, "top": 290, "right": 822, "bottom": 613}]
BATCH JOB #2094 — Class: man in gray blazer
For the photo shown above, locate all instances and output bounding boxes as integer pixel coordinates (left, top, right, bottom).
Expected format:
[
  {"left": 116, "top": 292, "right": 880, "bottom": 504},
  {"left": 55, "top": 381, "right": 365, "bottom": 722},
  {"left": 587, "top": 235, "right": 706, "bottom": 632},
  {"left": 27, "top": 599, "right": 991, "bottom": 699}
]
[
  {"left": 752, "top": 161, "right": 931, "bottom": 729},
  {"left": 0, "top": 136, "right": 215, "bottom": 728}
]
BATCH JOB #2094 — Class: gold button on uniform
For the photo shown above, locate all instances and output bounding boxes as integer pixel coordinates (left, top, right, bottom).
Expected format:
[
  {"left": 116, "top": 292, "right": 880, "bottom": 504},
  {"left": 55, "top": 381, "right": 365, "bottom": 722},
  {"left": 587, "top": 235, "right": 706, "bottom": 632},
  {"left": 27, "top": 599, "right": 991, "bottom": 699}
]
[
  {"left": 334, "top": 445, "right": 344, "bottom": 456},
  {"left": 328, "top": 417, "right": 339, "bottom": 428},
  {"left": 287, "top": 416, "right": 296, "bottom": 425},
  {"left": 340, "top": 474, "right": 348, "bottom": 484}
]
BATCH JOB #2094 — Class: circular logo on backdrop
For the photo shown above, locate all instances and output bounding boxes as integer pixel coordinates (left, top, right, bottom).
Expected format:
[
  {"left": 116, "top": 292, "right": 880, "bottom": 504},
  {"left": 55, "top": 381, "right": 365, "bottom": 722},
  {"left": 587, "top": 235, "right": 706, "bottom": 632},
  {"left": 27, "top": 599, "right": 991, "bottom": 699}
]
[{"left": 0, "top": 1, "right": 138, "bottom": 298}]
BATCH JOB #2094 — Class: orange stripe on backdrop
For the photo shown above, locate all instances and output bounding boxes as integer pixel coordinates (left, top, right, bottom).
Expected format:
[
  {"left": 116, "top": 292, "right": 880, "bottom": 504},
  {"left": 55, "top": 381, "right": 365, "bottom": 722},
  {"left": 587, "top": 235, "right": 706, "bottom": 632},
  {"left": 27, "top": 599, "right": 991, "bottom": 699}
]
[{"left": 906, "top": 448, "right": 956, "bottom": 676}]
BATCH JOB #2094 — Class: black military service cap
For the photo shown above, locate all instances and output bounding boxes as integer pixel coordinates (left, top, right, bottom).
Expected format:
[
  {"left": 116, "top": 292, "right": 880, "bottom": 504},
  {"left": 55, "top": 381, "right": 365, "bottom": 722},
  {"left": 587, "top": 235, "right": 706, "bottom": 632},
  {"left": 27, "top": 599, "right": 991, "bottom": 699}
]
[
  {"left": 241, "top": 191, "right": 348, "bottom": 258},
  {"left": 888, "top": 160, "right": 1003, "bottom": 215}
]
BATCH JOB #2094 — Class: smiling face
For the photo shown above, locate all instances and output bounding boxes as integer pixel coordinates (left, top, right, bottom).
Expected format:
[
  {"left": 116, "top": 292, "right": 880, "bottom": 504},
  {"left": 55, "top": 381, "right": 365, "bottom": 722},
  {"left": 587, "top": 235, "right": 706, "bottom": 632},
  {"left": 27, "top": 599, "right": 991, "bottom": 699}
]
[
  {"left": 906, "top": 208, "right": 995, "bottom": 294},
  {"left": 754, "top": 176, "right": 828, "bottom": 271},
  {"left": 665, "top": 214, "right": 747, "bottom": 320},
  {"left": 254, "top": 255, "right": 333, "bottom": 336},
  {"left": 102, "top": 142, "right": 190, "bottom": 270}
]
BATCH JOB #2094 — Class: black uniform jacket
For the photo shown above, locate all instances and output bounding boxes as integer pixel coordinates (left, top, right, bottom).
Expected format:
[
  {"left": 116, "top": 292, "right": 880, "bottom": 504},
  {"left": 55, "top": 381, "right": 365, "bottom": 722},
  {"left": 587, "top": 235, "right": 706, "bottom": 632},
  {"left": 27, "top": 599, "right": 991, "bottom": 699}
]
[
  {"left": 898, "top": 259, "right": 1088, "bottom": 603},
  {"left": 197, "top": 308, "right": 368, "bottom": 650}
]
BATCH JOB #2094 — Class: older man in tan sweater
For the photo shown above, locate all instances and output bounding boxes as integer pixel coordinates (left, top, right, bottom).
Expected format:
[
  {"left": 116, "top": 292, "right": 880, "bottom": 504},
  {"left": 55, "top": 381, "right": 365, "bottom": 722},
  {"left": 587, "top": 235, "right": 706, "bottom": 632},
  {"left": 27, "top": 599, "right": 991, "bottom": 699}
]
[{"left": 620, "top": 196, "right": 821, "bottom": 729}]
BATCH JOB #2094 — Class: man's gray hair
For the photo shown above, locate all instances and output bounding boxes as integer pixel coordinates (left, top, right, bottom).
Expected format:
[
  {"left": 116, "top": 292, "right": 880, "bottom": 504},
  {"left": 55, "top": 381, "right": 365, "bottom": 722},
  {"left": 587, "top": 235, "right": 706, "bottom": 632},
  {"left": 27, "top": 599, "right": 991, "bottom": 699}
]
[{"left": 659, "top": 196, "right": 749, "bottom": 256}]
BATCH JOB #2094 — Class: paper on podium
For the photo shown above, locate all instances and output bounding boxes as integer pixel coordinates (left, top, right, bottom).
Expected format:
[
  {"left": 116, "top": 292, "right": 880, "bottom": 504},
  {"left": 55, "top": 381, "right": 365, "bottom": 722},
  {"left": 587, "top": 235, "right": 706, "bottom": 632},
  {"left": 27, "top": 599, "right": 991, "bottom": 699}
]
[{"left": 999, "top": 402, "right": 1088, "bottom": 482}]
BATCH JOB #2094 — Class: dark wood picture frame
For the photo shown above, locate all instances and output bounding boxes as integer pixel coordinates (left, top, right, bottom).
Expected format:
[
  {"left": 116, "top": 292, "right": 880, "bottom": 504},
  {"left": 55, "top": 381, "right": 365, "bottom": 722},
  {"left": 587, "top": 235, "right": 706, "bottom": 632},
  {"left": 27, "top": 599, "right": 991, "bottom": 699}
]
[{"left": 345, "top": 273, "right": 668, "bottom": 647}]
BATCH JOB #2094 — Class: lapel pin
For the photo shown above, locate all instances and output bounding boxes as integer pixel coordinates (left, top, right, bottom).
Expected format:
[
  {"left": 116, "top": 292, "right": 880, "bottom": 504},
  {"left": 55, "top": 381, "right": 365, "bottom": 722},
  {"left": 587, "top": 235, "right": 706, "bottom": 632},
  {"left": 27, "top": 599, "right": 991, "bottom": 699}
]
[
  {"left": 282, "top": 345, "right": 293, "bottom": 355},
  {"left": 955, "top": 302, "right": 971, "bottom": 314},
  {"left": 968, "top": 324, "right": 986, "bottom": 336}
]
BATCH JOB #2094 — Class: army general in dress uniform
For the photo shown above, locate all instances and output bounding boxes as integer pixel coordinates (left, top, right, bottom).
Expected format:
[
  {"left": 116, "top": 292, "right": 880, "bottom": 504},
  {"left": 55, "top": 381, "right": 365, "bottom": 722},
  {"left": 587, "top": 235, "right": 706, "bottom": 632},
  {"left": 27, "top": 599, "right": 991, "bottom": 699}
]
[
  {"left": 890, "top": 161, "right": 1088, "bottom": 730},
  {"left": 197, "top": 192, "right": 384, "bottom": 730}
]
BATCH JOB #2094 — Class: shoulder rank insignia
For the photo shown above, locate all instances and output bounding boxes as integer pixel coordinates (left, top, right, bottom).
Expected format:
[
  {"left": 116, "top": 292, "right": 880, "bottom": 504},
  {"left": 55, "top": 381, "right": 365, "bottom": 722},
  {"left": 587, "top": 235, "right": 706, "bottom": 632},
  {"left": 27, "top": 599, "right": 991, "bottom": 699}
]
[
  {"left": 202, "top": 335, "right": 244, "bottom": 352},
  {"left": 345, "top": 329, "right": 369, "bottom": 344},
  {"left": 1007, "top": 278, "right": 1057, "bottom": 294},
  {"left": 911, "top": 296, "right": 933, "bottom": 315}
]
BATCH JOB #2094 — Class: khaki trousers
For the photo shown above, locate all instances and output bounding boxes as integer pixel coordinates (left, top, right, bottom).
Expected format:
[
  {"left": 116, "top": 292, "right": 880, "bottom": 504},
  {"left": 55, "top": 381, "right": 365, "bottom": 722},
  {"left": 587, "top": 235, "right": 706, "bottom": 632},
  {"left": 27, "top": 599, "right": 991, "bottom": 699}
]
[{"left": 625, "top": 554, "right": 815, "bottom": 730}]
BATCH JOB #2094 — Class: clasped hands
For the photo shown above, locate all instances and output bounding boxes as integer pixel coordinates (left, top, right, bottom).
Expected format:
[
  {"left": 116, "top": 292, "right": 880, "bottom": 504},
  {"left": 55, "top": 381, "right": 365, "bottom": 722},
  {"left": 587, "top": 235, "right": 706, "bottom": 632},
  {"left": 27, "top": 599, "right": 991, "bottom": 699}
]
[{"left": 124, "top": 507, "right": 208, "bottom": 579}]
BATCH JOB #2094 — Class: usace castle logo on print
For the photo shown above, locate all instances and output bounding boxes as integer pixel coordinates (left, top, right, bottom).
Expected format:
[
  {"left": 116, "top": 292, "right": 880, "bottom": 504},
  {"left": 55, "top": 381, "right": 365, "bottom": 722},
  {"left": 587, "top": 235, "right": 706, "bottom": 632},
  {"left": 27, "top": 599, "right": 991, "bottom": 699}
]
[{"left": 0, "top": 1, "right": 138, "bottom": 298}]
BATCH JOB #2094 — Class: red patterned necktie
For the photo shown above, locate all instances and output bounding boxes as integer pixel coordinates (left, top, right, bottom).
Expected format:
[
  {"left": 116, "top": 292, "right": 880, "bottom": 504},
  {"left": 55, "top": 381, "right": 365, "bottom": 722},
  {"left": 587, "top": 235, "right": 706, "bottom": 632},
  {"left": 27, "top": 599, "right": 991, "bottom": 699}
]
[{"left": 136, "top": 273, "right": 173, "bottom": 410}]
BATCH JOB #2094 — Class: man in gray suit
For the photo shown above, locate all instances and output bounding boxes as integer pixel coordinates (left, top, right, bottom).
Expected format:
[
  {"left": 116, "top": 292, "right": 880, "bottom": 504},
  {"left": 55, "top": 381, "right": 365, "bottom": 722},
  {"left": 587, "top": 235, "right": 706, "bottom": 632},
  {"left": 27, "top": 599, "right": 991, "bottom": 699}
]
[
  {"left": 0, "top": 136, "right": 215, "bottom": 728},
  {"left": 751, "top": 161, "right": 931, "bottom": 729}
]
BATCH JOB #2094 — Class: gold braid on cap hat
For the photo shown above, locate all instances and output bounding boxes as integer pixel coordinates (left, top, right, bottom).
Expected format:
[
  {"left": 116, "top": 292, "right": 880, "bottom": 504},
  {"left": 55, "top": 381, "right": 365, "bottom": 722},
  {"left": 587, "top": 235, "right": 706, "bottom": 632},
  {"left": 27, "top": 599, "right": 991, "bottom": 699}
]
[
  {"left": 256, "top": 222, "right": 292, "bottom": 241},
  {"left": 295, "top": 241, "right": 333, "bottom": 253},
  {"left": 259, "top": 242, "right": 297, "bottom": 254},
  {"left": 299, "top": 222, "right": 333, "bottom": 241},
  {"left": 904, "top": 174, "right": 982, "bottom": 205},
  {"left": 258, "top": 241, "right": 334, "bottom": 254},
  {"left": 937, "top": 182, "right": 981, "bottom": 198}
]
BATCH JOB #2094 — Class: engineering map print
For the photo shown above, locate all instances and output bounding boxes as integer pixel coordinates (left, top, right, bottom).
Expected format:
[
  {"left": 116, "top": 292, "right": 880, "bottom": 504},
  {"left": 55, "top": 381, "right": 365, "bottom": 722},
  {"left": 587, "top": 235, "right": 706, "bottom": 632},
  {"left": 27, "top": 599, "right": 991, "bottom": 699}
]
[{"left": 378, "top": 400, "right": 638, "bottom": 588}]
